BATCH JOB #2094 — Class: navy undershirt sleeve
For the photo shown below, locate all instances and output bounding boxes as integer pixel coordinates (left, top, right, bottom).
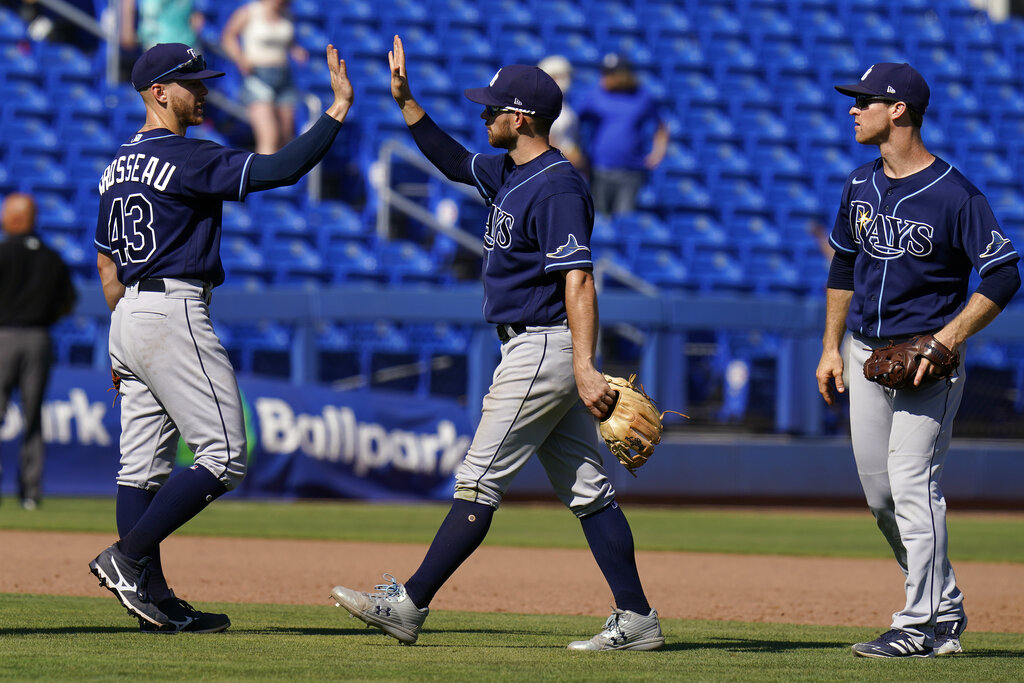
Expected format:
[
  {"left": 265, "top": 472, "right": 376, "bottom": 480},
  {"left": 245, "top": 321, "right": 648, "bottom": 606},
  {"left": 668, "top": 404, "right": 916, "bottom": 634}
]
[
  {"left": 247, "top": 114, "right": 342, "bottom": 191},
  {"left": 975, "top": 260, "right": 1021, "bottom": 309},
  {"left": 408, "top": 114, "right": 474, "bottom": 183},
  {"left": 826, "top": 249, "right": 856, "bottom": 290}
]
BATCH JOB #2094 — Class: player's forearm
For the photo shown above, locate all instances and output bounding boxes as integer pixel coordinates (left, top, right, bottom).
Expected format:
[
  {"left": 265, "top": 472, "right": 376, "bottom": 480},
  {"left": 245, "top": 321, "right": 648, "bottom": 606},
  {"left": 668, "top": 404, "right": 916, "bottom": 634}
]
[
  {"left": 564, "top": 269, "right": 599, "bottom": 370},
  {"left": 823, "top": 288, "right": 852, "bottom": 351},
  {"left": 408, "top": 114, "right": 474, "bottom": 183},
  {"left": 935, "top": 293, "right": 1003, "bottom": 349},
  {"left": 398, "top": 98, "right": 426, "bottom": 127},
  {"left": 247, "top": 114, "right": 342, "bottom": 191},
  {"left": 97, "top": 253, "right": 124, "bottom": 312}
]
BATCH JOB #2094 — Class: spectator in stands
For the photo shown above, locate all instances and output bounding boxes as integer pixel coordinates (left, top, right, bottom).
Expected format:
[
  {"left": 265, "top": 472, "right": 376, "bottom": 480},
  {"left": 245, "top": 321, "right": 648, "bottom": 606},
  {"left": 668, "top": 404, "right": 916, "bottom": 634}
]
[
  {"left": 221, "top": 0, "right": 307, "bottom": 154},
  {"left": 0, "top": 193, "right": 77, "bottom": 510},
  {"left": 121, "top": 0, "right": 204, "bottom": 52},
  {"left": 577, "top": 53, "right": 669, "bottom": 216},
  {"left": 538, "top": 55, "right": 583, "bottom": 169}
]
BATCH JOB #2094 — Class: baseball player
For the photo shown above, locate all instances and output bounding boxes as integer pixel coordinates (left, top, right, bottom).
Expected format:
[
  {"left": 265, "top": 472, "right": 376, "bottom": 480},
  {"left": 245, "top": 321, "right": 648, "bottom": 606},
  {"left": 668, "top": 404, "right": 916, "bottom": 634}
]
[
  {"left": 816, "top": 62, "right": 1020, "bottom": 658},
  {"left": 89, "top": 42, "right": 353, "bottom": 632},
  {"left": 330, "top": 35, "right": 663, "bottom": 651}
]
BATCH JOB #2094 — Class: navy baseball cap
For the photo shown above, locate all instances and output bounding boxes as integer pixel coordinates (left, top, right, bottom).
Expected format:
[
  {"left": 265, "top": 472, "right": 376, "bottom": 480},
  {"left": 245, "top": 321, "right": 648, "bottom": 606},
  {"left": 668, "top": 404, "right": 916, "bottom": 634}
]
[
  {"left": 131, "top": 43, "right": 224, "bottom": 91},
  {"left": 464, "top": 65, "right": 562, "bottom": 120},
  {"left": 835, "top": 62, "right": 930, "bottom": 114}
]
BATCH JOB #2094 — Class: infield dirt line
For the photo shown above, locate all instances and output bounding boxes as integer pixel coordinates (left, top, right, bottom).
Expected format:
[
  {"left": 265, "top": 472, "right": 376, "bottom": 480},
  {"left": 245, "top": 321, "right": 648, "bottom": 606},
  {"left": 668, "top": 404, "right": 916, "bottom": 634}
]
[{"left": 2, "top": 530, "right": 1021, "bottom": 632}]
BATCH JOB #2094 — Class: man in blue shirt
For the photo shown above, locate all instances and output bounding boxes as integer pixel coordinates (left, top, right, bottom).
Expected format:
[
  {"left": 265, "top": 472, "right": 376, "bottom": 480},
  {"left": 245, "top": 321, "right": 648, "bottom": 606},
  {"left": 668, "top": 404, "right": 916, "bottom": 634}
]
[{"left": 577, "top": 53, "right": 669, "bottom": 216}]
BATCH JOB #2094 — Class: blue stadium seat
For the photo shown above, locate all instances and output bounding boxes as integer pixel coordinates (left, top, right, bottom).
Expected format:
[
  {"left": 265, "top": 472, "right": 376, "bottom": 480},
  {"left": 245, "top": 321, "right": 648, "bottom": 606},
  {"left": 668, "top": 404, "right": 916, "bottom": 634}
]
[
  {"left": 638, "top": 2, "right": 691, "bottom": 41},
  {"left": 0, "top": 43, "right": 42, "bottom": 84},
  {"left": 693, "top": 4, "right": 743, "bottom": 42},
  {"left": 327, "top": 240, "right": 383, "bottom": 285},
  {"left": 749, "top": 251, "right": 804, "bottom": 296},
  {"left": 673, "top": 213, "right": 728, "bottom": 257},
  {"left": 613, "top": 211, "right": 675, "bottom": 254},
  {"left": 8, "top": 148, "right": 69, "bottom": 193},
  {"left": 34, "top": 191, "right": 78, "bottom": 234},
  {"left": 688, "top": 246, "right": 751, "bottom": 294},
  {"left": 225, "top": 322, "right": 292, "bottom": 377},
  {"left": 308, "top": 200, "right": 369, "bottom": 248},
  {"left": 3, "top": 80, "right": 49, "bottom": 117},
  {"left": 655, "top": 177, "right": 712, "bottom": 212},
  {"left": 0, "top": 6, "right": 25, "bottom": 43},
  {"left": 271, "top": 238, "right": 331, "bottom": 286},
  {"left": 630, "top": 247, "right": 690, "bottom": 290},
  {"left": 377, "top": 239, "right": 444, "bottom": 286},
  {"left": 222, "top": 237, "right": 273, "bottom": 288},
  {"left": 727, "top": 214, "right": 783, "bottom": 253},
  {"left": 51, "top": 315, "right": 98, "bottom": 365}
]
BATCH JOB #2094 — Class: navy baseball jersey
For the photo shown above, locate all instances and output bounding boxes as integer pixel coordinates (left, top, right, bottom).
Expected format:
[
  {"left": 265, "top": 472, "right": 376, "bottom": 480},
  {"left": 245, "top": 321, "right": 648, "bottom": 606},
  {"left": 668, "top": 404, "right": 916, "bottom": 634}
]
[
  {"left": 466, "top": 147, "right": 594, "bottom": 324},
  {"left": 829, "top": 157, "right": 1019, "bottom": 338},
  {"left": 94, "top": 129, "right": 255, "bottom": 287}
]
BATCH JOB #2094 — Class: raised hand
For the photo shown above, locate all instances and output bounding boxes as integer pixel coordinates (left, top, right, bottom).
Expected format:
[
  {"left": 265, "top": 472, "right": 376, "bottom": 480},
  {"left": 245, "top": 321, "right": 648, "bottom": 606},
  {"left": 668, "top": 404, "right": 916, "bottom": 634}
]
[
  {"left": 325, "top": 43, "right": 354, "bottom": 122},
  {"left": 388, "top": 35, "right": 425, "bottom": 124}
]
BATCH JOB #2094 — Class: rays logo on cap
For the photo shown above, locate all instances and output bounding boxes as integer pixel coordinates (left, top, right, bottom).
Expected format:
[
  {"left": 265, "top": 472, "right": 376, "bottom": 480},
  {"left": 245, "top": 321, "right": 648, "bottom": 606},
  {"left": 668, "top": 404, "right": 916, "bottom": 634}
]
[
  {"left": 490, "top": 69, "right": 501, "bottom": 86},
  {"left": 861, "top": 65, "right": 874, "bottom": 80}
]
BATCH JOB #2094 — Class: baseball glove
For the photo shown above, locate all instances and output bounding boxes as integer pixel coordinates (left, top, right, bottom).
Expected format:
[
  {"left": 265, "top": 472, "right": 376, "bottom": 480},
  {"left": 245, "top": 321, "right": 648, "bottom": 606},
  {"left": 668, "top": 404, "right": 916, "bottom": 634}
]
[
  {"left": 863, "top": 335, "right": 960, "bottom": 390},
  {"left": 599, "top": 374, "right": 687, "bottom": 477},
  {"left": 108, "top": 368, "right": 122, "bottom": 406}
]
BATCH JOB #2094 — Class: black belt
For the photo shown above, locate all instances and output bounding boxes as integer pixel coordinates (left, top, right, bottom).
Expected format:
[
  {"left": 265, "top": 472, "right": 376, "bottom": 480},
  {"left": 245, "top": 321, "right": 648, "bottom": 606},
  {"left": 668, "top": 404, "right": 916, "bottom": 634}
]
[
  {"left": 137, "top": 279, "right": 165, "bottom": 292},
  {"left": 496, "top": 323, "right": 527, "bottom": 343}
]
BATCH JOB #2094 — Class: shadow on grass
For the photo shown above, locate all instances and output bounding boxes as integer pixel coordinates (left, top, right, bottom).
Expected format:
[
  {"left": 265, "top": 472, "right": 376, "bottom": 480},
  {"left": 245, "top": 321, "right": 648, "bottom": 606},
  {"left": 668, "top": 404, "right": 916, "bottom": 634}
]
[
  {"left": 0, "top": 627, "right": 132, "bottom": 635},
  {"left": 662, "top": 637, "right": 845, "bottom": 653}
]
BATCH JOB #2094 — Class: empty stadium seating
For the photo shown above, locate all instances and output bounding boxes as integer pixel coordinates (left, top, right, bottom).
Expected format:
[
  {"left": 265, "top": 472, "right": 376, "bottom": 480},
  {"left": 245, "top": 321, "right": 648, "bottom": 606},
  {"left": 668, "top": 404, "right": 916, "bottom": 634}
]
[{"left": 2, "top": 0, "right": 1024, "bottom": 406}]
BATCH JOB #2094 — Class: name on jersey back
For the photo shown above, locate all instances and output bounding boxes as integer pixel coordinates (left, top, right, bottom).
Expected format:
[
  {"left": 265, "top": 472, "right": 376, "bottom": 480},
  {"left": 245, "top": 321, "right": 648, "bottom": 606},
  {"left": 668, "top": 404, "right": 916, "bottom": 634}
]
[{"left": 98, "top": 153, "right": 176, "bottom": 195}]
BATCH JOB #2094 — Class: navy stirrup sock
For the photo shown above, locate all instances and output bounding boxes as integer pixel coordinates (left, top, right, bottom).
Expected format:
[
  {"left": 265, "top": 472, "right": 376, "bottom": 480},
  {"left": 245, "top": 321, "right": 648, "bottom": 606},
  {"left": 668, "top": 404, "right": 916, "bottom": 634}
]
[
  {"left": 118, "top": 466, "right": 227, "bottom": 561},
  {"left": 404, "top": 500, "right": 494, "bottom": 608},
  {"left": 580, "top": 501, "right": 651, "bottom": 615},
  {"left": 116, "top": 485, "right": 171, "bottom": 601}
]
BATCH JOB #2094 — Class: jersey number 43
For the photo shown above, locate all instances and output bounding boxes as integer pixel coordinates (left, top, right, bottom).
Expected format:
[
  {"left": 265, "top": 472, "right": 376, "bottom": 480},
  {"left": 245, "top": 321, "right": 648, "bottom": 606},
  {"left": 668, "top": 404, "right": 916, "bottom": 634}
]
[{"left": 108, "top": 193, "right": 157, "bottom": 266}]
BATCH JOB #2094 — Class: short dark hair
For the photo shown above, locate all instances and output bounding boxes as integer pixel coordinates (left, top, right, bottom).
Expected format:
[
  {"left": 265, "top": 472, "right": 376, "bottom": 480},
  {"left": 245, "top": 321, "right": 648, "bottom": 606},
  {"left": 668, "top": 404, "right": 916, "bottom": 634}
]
[
  {"left": 907, "top": 107, "right": 924, "bottom": 129},
  {"left": 532, "top": 117, "right": 553, "bottom": 136}
]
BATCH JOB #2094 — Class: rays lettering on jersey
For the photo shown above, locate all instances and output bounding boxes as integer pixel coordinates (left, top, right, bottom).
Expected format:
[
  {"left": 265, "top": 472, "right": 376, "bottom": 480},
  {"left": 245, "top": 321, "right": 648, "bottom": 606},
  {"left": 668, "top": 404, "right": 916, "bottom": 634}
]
[
  {"left": 98, "top": 154, "right": 176, "bottom": 194},
  {"left": 484, "top": 205, "right": 514, "bottom": 251},
  {"left": 849, "top": 200, "right": 935, "bottom": 260}
]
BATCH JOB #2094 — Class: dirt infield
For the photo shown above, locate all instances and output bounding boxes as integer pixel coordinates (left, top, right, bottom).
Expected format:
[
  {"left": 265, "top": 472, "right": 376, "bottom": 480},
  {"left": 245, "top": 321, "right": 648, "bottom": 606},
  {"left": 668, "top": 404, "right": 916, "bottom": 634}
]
[{"left": 2, "top": 530, "right": 1022, "bottom": 632}]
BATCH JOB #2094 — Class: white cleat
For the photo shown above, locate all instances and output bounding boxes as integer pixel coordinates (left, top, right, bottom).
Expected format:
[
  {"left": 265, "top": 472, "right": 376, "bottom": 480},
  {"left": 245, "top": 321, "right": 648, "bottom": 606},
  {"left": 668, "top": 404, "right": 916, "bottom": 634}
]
[
  {"left": 568, "top": 608, "right": 665, "bottom": 651},
  {"left": 331, "top": 574, "right": 428, "bottom": 645}
]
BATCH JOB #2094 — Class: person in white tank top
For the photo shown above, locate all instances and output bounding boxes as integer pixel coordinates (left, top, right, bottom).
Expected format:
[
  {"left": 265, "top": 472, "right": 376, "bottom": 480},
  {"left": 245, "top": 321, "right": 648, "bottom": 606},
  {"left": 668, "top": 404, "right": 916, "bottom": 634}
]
[{"left": 222, "top": 0, "right": 307, "bottom": 153}]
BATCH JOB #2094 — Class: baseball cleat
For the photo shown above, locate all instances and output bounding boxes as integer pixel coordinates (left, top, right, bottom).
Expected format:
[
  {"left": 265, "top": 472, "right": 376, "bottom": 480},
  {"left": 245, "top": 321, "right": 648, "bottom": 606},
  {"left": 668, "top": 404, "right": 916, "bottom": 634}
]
[
  {"left": 567, "top": 608, "right": 665, "bottom": 651},
  {"left": 331, "top": 574, "right": 428, "bottom": 645},
  {"left": 851, "top": 629, "right": 934, "bottom": 658},
  {"left": 934, "top": 617, "right": 967, "bottom": 656},
  {"left": 139, "top": 592, "right": 231, "bottom": 634},
  {"left": 88, "top": 543, "right": 169, "bottom": 627}
]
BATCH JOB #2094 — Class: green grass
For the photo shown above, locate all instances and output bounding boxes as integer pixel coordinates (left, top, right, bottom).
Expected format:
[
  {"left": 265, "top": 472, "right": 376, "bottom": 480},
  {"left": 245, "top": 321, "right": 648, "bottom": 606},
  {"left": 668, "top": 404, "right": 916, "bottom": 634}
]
[
  {"left": 2, "top": 595, "right": 1023, "bottom": 682},
  {"left": 3, "top": 498, "right": 1024, "bottom": 562}
]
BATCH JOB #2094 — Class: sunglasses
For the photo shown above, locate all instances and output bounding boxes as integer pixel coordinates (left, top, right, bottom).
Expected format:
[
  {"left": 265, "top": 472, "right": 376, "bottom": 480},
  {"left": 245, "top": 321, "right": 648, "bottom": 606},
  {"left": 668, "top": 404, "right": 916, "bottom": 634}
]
[
  {"left": 485, "top": 104, "right": 536, "bottom": 116},
  {"left": 146, "top": 53, "right": 207, "bottom": 88},
  {"left": 854, "top": 95, "right": 898, "bottom": 109}
]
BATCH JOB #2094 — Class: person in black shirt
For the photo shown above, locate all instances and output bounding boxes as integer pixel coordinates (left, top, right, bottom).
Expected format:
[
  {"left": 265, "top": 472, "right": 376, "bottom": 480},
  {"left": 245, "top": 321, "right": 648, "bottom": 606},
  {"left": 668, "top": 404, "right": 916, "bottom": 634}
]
[{"left": 0, "top": 193, "right": 77, "bottom": 509}]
